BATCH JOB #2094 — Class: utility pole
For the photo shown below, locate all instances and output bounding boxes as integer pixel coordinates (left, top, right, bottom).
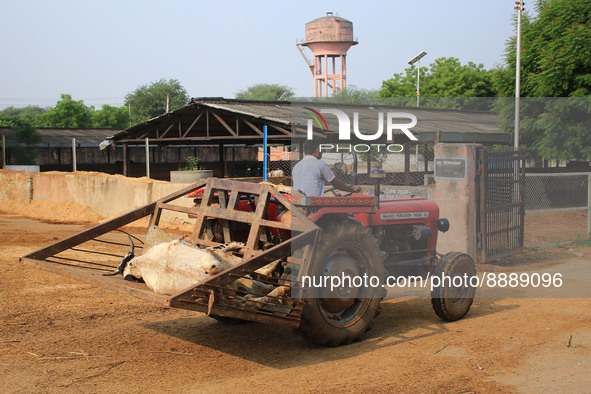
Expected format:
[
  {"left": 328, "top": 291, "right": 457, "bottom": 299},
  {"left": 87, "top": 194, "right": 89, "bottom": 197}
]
[
  {"left": 408, "top": 51, "right": 427, "bottom": 172},
  {"left": 514, "top": 0, "right": 524, "bottom": 149},
  {"left": 124, "top": 98, "right": 134, "bottom": 127},
  {"left": 408, "top": 51, "right": 427, "bottom": 108}
]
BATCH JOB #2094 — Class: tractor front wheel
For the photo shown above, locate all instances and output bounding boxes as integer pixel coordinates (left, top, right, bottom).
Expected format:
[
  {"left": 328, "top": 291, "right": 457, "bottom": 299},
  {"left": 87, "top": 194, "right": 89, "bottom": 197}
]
[
  {"left": 299, "top": 219, "right": 385, "bottom": 346},
  {"left": 431, "top": 252, "right": 476, "bottom": 321}
]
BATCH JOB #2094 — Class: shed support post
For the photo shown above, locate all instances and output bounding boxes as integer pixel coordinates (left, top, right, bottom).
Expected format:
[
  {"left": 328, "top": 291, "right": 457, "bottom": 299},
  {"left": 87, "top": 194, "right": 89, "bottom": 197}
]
[
  {"left": 123, "top": 143, "right": 128, "bottom": 177},
  {"left": 72, "top": 138, "right": 77, "bottom": 172},
  {"left": 145, "top": 137, "right": 150, "bottom": 178},
  {"left": 219, "top": 143, "right": 226, "bottom": 178}
]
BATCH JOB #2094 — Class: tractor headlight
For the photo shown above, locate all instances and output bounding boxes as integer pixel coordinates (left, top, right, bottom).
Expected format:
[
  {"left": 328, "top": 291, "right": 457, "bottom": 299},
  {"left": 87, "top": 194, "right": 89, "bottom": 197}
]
[{"left": 436, "top": 218, "right": 450, "bottom": 233}]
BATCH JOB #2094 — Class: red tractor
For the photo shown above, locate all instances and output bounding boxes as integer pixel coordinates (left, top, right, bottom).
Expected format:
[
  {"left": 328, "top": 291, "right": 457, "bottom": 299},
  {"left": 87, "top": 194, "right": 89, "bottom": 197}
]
[
  {"left": 186, "top": 179, "right": 477, "bottom": 347},
  {"left": 23, "top": 178, "right": 477, "bottom": 347}
]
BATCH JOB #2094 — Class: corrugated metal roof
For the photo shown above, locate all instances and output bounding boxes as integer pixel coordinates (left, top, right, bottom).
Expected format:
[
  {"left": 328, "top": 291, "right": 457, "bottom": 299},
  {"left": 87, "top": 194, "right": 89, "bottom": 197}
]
[
  {"left": 195, "top": 98, "right": 502, "bottom": 134},
  {"left": 106, "top": 97, "right": 510, "bottom": 145},
  {"left": 1, "top": 98, "right": 510, "bottom": 147},
  {"left": 0, "top": 127, "right": 122, "bottom": 147}
]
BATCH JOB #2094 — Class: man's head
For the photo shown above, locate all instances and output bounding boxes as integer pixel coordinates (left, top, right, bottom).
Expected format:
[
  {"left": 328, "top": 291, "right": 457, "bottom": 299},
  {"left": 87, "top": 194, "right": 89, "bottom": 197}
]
[{"left": 303, "top": 141, "right": 321, "bottom": 158}]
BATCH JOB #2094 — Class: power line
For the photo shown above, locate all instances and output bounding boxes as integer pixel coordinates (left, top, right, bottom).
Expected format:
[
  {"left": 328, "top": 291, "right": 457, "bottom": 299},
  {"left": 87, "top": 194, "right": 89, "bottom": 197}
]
[{"left": 0, "top": 97, "right": 127, "bottom": 110}]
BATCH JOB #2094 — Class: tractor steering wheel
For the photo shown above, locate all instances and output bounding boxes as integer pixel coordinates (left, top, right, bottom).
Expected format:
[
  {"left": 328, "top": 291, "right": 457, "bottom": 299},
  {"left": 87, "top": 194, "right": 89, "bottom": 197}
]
[{"left": 324, "top": 187, "right": 354, "bottom": 197}]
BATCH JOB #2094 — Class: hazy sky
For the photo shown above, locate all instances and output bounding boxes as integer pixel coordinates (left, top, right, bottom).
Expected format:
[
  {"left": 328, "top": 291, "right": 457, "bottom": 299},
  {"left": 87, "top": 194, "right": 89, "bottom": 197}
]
[{"left": 0, "top": 0, "right": 519, "bottom": 109}]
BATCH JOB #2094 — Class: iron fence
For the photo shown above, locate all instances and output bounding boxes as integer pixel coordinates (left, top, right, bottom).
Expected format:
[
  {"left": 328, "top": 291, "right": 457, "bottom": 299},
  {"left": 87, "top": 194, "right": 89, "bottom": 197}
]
[
  {"left": 525, "top": 172, "right": 589, "bottom": 212},
  {"left": 478, "top": 149, "right": 526, "bottom": 262},
  {"left": 320, "top": 142, "right": 435, "bottom": 187},
  {"left": 524, "top": 172, "right": 591, "bottom": 243}
]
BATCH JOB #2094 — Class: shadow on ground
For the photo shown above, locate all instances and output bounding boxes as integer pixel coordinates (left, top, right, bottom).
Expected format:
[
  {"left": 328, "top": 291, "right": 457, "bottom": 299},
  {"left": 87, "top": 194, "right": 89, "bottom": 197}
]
[{"left": 142, "top": 297, "right": 518, "bottom": 369}]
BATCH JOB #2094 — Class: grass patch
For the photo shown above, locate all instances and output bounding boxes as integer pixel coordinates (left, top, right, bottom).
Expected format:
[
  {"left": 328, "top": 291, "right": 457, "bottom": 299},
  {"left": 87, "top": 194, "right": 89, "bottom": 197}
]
[{"left": 572, "top": 238, "right": 591, "bottom": 247}]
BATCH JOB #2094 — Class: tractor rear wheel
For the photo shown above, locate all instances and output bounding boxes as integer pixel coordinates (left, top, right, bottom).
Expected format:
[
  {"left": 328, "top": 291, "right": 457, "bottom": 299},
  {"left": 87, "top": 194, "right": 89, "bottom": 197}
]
[
  {"left": 299, "top": 219, "right": 385, "bottom": 346},
  {"left": 431, "top": 252, "right": 476, "bottom": 321}
]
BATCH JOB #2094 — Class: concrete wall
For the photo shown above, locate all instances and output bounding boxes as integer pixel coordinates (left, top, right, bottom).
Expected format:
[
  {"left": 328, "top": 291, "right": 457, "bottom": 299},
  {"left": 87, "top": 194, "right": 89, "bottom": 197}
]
[
  {"left": 430, "top": 143, "right": 481, "bottom": 261},
  {"left": 0, "top": 170, "right": 196, "bottom": 226},
  {"left": 0, "top": 171, "right": 33, "bottom": 202}
]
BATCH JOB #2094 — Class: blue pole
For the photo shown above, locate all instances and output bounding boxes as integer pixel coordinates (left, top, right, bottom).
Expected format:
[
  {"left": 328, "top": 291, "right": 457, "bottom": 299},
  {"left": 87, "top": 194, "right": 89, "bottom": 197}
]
[{"left": 263, "top": 125, "right": 268, "bottom": 181}]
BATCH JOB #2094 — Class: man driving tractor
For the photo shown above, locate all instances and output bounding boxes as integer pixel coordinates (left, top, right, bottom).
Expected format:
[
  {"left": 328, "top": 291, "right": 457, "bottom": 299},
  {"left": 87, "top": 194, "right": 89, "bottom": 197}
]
[{"left": 292, "top": 141, "right": 362, "bottom": 197}]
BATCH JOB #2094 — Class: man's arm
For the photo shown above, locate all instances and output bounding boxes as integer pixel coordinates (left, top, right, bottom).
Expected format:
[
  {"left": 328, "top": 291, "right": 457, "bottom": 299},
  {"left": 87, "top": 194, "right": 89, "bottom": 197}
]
[{"left": 329, "top": 177, "right": 362, "bottom": 193}]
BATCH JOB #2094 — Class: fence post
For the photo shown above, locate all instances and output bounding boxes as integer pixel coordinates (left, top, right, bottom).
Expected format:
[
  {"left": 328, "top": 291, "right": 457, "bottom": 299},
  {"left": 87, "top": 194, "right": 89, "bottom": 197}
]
[
  {"left": 145, "top": 137, "right": 150, "bottom": 179},
  {"left": 72, "top": 138, "right": 77, "bottom": 172},
  {"left": 478, "top": 148, "right": 487, "bottom": 263}
]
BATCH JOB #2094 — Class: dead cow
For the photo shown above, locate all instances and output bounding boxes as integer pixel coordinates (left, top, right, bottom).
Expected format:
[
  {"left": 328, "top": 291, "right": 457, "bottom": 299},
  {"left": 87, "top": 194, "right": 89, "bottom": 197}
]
[{"left": 122, "top": 240, "right": 240, "bottom": 295}]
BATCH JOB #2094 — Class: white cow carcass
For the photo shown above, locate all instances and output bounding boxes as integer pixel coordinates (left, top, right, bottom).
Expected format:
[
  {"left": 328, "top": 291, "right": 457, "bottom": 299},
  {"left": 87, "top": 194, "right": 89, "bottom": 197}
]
[
  {"left": 123, "top": 240, "right": 232, "bottom": 295},
  {"left": 122, "top": 239, "right": 290, "bottom": 316}
]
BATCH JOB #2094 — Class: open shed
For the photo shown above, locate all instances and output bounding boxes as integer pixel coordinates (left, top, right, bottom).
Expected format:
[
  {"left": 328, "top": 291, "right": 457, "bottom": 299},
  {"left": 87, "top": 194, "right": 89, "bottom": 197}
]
[{"left": 104, "top": 97, "right": 510, "bottom": 180}]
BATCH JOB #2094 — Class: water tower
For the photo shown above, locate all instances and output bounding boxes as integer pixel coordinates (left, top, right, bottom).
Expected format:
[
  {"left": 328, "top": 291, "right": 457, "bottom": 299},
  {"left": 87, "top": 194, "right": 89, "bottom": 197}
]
[{"left": 297, "top": 12, "right": 358, "bottom": 98}]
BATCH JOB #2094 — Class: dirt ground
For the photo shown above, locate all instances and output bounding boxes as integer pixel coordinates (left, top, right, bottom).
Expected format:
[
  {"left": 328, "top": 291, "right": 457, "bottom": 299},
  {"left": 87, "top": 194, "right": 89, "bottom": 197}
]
[
  {"left": 1, "top": 212, "right": 590, "bottom": 392},
  {"left": 524, "top": 209, "right": 588, "bottom": 247}
]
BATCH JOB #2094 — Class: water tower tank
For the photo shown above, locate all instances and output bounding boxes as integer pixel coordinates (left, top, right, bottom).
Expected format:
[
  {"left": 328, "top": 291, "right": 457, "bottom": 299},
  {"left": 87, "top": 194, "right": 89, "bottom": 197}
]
[{"left": 297, "top": 12, "right": 358, "bottom": 97}]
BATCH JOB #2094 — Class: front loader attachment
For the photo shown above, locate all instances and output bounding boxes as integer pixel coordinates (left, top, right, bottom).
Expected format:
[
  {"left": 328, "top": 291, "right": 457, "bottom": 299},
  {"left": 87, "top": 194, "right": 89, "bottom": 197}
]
[{"left": 20, "top": 178, "right": 320, "bottom": 328}]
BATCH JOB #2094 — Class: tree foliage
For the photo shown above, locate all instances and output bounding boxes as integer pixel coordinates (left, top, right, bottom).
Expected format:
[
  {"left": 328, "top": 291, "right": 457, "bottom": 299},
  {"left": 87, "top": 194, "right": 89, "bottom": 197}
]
[
  {"left": 493, "top": 0, "right": 591, "bottom": 97},
  {"left": 0, "top": 106, "right": 47, "bottom": 125},
  {"left": 124, "top": 78, "right": 189, "bottom": 123},
  {"left": 0, "top": 111, "right": 42, "bottom": 164},
  {"left": 379, "top": 64, "right": 428, "bottom": 99},
  {"left": 492, "top": 0, "right": 591, "bottom": 160},
  {"left": 91, "top": 104, "right": 129, "bottom": 129},
  {"left": 329, "top": 85, "right": 378, "bottom": 104},
  {"left": 379, "top": 57, "right": 496, "bottom": 101},
  {"left": 37, "top": 94, "right": 93, "bottom": 128},
  {"left": 235, "top": 83, "right": 294, "bottom": 101}
]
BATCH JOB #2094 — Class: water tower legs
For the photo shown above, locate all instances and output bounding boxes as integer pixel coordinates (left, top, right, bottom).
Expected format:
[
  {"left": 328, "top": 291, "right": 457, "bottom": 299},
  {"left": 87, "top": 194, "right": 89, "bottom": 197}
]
[{"left": 312, "top": 54, "right": 348, "bottom": 97}]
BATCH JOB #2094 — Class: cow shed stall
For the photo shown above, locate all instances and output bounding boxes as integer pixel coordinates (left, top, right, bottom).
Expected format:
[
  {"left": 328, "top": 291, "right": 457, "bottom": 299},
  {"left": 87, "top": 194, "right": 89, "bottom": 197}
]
[{"left": 103, "top": 98, "right": 512, "bottom": 181}]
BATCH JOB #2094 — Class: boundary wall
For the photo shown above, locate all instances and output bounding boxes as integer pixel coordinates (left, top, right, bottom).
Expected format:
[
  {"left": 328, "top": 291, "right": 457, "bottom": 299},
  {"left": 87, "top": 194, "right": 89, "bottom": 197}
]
[{"left": 0, "top": 170, "right": 195, "bottom": 226}]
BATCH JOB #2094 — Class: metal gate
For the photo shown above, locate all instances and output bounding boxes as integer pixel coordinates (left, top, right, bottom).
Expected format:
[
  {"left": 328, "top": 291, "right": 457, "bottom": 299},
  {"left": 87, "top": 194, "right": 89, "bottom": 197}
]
[{"left": 477, "top": 148, "right": 526, "bottom": 262}]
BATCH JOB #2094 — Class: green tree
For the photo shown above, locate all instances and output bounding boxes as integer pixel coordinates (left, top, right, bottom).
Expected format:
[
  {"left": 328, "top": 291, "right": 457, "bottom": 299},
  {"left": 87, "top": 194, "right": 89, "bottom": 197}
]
[
  {"left": 378, "top": 57, "right": 496, "bottom": 108},
  {"left": 0, "top": 114, "right": 42, "bottom": 164},
  {"left": 492, "top": 0, "right": 591, "bottom": 160},
  {"left": 427, "top": 57, "right": 496, "bottom": 97},
  {"left": 0, "top": 106, "right": 48, "bottom": 125},
  {"left": 37, "top": 94, "right": 93, "bottom": 128},
  {"left": 124, "top": 78, "right": 189, "bottom": 124},
  {"left": 329, "top": 85, "right": 378, "bottom": 104},
  {"left": 493, "top": 0, "right": 591, "bottom": 97},
  {"left": 379, "top": 65, "right": 427, "bottom": 98},
  {"left": 92, "top": 104, "right": 129, "bottom": 129},
  {"left": 235, "top": 83, "right": 294, "bottom": 101}
]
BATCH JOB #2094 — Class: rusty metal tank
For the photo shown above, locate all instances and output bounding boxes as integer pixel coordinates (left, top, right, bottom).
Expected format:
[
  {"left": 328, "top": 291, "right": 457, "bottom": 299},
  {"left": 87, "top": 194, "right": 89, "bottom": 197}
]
[
  {"left": 297, "top": 12, "right": 358, "bottom": 97},
  {"left": 303, "top": 12, "right": 357, "bottom": 55}
]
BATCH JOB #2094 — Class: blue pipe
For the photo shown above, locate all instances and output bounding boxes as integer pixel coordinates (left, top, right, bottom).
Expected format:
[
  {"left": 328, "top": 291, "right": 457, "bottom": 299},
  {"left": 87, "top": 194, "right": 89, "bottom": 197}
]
[{"left": 263, "top": 125, "right": 268, "bottom": 181}]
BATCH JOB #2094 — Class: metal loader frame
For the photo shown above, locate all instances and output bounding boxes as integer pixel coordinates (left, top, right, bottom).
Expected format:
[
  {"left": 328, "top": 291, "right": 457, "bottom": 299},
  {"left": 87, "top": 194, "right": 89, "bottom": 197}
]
[{"left": 20, "top": 178, "right": 320, "bottom": 328}]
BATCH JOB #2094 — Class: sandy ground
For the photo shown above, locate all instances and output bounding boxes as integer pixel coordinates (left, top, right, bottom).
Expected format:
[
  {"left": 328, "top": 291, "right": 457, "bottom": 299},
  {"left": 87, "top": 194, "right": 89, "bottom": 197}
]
[
  {"left": 524, "top": 210, "right": 588, "bottom": 247},
  {"left": 1, "top": 212, "right": 590, "bottom": 392}
]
